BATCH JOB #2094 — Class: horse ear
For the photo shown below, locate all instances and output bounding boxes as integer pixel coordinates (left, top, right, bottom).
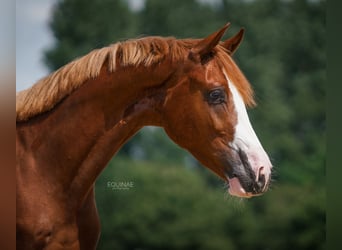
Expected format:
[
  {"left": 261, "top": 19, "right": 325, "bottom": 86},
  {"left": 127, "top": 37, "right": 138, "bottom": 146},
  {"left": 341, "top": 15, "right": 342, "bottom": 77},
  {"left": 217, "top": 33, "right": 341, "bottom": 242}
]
[
  {"left": 221, "top": 28, "right": 245, "bottom": 55},
  {"left": 190, "top": 23, "right": 231, "bottom": 62}
]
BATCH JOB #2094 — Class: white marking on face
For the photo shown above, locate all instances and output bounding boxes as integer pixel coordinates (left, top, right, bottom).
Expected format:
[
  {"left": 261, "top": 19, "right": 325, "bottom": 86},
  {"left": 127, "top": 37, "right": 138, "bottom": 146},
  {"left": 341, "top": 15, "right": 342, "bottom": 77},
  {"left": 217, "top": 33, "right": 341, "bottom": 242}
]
[
  {"left": 224, "top": 73, "right": 261, "bottom": 150},
  {"left": 223, "top": 71, "right": 272, "bottom": 183}
]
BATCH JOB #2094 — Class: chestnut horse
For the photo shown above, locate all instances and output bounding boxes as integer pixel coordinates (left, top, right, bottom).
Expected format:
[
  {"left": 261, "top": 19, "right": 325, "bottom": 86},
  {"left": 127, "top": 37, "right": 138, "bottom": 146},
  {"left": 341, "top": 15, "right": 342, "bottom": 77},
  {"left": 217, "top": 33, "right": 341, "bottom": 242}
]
[{"left": 16, "top": 23, "right": 272, "bottom": 249}]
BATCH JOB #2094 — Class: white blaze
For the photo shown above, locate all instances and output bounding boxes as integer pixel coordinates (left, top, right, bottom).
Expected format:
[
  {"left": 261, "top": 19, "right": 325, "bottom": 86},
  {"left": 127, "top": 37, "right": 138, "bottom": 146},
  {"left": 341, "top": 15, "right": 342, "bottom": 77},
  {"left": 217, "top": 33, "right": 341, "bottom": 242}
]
[
  {"left": 224, "top": 72, "right": 272, "bottom": 192},
  {"left": 226, "top": 76, "right": 263, "bottom": 151}
]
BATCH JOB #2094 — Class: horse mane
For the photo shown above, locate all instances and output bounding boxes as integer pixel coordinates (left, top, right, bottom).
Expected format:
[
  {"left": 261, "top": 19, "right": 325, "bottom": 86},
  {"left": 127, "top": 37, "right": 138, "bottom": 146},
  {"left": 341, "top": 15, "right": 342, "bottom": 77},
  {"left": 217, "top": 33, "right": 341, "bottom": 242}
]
[{"left": 16, "top": 36, "right": 254, "bottom": 122}]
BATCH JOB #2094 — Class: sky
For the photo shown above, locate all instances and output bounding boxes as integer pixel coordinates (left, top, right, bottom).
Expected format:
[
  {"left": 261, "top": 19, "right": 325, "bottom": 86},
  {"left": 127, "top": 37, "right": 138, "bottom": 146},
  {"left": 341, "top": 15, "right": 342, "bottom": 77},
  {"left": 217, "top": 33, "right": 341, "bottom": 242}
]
[
  {"left": 16, "top": 0, "right": 56, "bottom": 91},
  {"left": 15, "top": 0, "right": 145, "bottom": 92}
]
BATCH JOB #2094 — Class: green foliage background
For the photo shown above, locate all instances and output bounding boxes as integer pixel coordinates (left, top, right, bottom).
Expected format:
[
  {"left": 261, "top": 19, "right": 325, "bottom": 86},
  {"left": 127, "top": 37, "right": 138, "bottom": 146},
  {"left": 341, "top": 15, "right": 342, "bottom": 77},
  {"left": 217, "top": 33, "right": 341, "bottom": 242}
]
[{"left": 45, "top": 0, "right": 326, "bottom": 249}]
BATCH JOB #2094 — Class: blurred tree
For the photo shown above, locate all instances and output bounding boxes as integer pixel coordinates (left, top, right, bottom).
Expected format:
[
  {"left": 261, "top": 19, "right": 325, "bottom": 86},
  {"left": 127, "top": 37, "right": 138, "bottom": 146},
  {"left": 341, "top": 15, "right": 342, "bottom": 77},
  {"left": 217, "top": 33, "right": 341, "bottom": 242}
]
[
  {"left": 96, "top": 157, "right": 237, "bottom": 250},
  {"left": 45, "top": 0, "right": 136, "bottom": 70},
  {"left": 138, "top": 0, "right": 222, "bottom": 37},
  {"left": 95, "top": 157, "right": 325, "bottom": 250}
]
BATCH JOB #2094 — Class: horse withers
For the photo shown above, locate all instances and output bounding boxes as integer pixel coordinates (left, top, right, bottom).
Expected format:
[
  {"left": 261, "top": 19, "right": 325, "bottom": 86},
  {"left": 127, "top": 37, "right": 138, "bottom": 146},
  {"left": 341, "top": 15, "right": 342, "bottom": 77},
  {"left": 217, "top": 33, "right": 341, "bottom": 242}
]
[{"left": 16, "top": 23, "right": 272, "bottom": 249}]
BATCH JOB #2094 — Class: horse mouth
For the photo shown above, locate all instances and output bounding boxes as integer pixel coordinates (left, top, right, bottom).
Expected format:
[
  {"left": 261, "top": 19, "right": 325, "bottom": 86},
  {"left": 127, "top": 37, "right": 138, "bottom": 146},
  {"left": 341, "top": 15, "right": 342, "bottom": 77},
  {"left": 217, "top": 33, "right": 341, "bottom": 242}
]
[
  {"left": 225, "top": 148, "right": 269, "bottom": 198},
  {"left": 226, "top": 177, "right": 254, "bottom": 198}
]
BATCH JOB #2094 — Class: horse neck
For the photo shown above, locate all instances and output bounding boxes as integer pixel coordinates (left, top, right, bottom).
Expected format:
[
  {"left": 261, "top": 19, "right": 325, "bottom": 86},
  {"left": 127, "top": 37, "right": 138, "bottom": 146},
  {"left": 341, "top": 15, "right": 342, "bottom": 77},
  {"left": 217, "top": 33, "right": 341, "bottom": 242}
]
[{"left": 17, "top": 61, "right": 175, "bottom": 203}]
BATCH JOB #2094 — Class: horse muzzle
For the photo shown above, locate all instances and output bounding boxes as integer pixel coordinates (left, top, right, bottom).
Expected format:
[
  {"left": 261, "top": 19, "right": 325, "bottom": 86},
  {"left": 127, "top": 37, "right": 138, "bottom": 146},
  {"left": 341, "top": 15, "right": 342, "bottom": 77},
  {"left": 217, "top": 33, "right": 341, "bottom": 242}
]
[{"left": 225, "top": 147, "right": 272, "bottom": 198}]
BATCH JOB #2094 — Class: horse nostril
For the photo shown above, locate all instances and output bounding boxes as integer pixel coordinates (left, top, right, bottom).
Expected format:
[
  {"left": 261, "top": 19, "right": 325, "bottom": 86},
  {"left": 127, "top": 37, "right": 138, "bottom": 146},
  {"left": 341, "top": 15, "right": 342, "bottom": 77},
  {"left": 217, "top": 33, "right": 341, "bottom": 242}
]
[
  {"left": 257, "top": 173, "right": 266, "bottom": 190},
  {"left": 255, "top": 167, "right": 266, "bottom": 192}
]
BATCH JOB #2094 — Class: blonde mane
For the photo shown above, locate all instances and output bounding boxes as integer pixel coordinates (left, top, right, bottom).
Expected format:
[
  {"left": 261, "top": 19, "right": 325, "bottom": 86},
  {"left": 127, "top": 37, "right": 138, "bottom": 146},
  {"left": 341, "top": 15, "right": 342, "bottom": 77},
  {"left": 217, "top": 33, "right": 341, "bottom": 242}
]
[
  {"left": 16, "top": 36, "right": 254, "bottom": 122},
  {"left": 16, "top": 37, "right": 193, "bottom": 122}
]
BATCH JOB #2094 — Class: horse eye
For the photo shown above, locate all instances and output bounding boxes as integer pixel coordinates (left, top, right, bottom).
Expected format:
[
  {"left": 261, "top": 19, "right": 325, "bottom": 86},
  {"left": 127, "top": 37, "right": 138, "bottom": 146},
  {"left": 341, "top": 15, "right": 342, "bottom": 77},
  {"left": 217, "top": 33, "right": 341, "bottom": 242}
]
[{"left": 208, "top": 89, "right": 226, "bottom": 104}]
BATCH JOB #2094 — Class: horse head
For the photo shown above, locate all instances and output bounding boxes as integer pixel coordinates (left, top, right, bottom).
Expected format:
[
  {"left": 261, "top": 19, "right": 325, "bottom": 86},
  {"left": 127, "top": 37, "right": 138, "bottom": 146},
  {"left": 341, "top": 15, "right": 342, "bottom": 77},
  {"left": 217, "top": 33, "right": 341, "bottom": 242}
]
[{"left": 162, "top": 24, "right": 272, "bottom": 198}]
